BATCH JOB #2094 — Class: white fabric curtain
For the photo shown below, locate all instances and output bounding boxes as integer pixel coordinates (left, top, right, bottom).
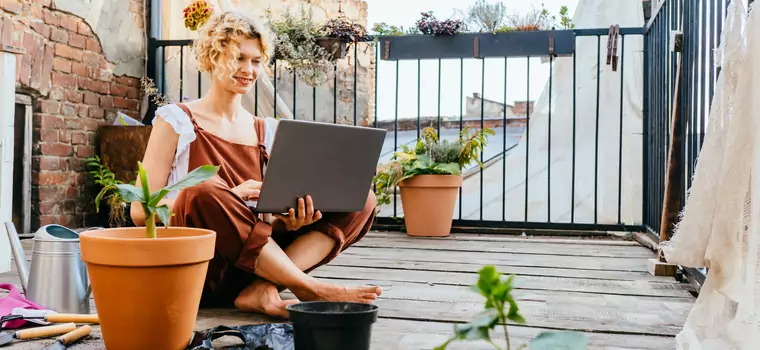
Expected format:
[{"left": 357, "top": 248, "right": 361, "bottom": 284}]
[{"left": 660, "top": 1, "right": 760, "bottom": 349}]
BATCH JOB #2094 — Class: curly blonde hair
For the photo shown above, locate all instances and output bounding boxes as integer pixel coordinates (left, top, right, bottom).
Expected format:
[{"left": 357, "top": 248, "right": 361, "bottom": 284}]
[{"left": 193, "top": 11, "right": 274, "bottom": 81}]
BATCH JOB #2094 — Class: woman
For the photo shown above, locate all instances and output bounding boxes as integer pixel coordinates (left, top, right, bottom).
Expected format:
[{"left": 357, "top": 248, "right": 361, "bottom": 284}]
[{"left": 131, "top": 11, "right": 382, "bottom": 318}]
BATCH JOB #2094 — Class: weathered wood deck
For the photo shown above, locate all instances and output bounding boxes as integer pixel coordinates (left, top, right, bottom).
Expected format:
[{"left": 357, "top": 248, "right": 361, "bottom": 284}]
[{"left": 2, "top": 231, "right": 695, "bottom": 349}]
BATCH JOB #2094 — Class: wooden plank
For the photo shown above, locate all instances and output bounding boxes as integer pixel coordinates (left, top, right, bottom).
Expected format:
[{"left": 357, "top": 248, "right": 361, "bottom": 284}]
[
  {"left": 371, "top": 318, "right": 675, "bottom": 350},
  {"left": 329, "top": 255, "right": 676, "bottom": 282},
  {"left": 342, "top": 247, "right": 651, "bottom": 272},
  {"left": 368, "top": 231, "right": 644, "bottom": 246},
  {"left": 311, "top": 265, "right": 694, "bottom": 298},
  {"left": 356, "top": 236, "right": 657, "bottom": 258}
]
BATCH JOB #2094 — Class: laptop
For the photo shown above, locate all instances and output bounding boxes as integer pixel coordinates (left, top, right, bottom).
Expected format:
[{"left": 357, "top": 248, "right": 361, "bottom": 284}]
[{"left": 247, "top": 119, "right": 387, "bottom": 214}]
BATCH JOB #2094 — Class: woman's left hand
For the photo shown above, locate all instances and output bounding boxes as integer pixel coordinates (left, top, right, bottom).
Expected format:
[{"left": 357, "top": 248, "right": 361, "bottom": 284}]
[{"left": 273, "top": 195, "right": 322, "bottom": 231}]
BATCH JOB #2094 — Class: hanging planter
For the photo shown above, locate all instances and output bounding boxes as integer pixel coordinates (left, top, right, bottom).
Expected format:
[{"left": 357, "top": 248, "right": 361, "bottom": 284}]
[{"left": 315, "top": 37, "right": 348, "bottom": 59}]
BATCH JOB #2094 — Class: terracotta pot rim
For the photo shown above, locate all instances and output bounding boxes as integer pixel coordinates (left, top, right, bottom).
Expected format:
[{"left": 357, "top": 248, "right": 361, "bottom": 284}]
[
  {"left": 398, "top": 174, "right": 463, "bottom": 188},
  {"left": 80, "top": 226, "right": 216, "bottom": 267}
]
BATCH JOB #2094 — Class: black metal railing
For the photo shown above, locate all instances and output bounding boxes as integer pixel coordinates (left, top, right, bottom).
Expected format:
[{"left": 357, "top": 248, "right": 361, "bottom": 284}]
[
  {"left": 147, "top": 26, "right": 650, "bottom": 233},
  {"left": 642, "top": 0, "right": 730, "bottom": 238}
]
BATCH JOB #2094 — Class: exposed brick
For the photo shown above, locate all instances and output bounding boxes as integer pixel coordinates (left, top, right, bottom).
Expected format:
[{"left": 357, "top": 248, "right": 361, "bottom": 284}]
[
  {"left": 37, "top": 186, "right": 60, "bottom": 199},
  {"left": 72, "top": 62, "right": 88, "bottom": 77},
  {"left": 18, "top": 31, "right": 36, "bottom": 87},
  {"left": 50, "top": 27, "right": 67, "bottom": 43},
  {"left": 38, "top": 114, "right": 64, "bottom": 128},
  {"left": 48, "top": 87, "right": 64, "bottom": 101},
  {"left": 75, "top": 145, "right": 94, "bottom": 158},
  {"left": 71, "top": 131, "right": 87, "bottom": 145},
  {"left": 29, "top": 3, "right": 43, "bottom": 18},
  {"left": 83, "top": 91, "right": 99, "bottom": 105},
  {"left": 66, "top": 90, "right": 83, "bottom": 103},
  {"left": 114, "top": 97, "right": 138, "bottom": 110},
  {"left": 79, "top": 77, "right": 109, "bottom": 94},
  {"left": 80, "top": 118, "right": 100, "bottom": 131},
  {"left": 39, "top": 43, "right": 55, "bottom": 94},
  {"left": 68, "top": 33, "right": 85, "bottom": 49},
  {"left": 38, "top": 215, "right": 58, "bottom": 226},
  {"left": 11, "top": 21, "right": 23, "bottom": 48},
  {"left": 99, "top": 95, "right": 113, "bottom": 108},
  {"left": 42, "top": 9, "right": 59, "bottom": 26},
  {"left": 77, "top": 21, "right": 90, "bottom": 35},
  {"left": 126, "top": 87, "right": 139, "bottom": 99},
  {"left": 66, "top": 119, "right": 81, "bottom": 130},
  {"left": 116, "top": 76, "right": 140, "bottom": 87},
  {"left": 85, "top": 38, "right": 100, "bottom": 53},
  {"left": 31, "top": 22, "right": 49, "bottom": 39},
  {"left": 39, "top": 100, "right": 60, "bottom": 114},
  {"left": 39, "top": 129, "right": 58, "bottom": 142},
  {"left": 39, "top": 201, "right": 61, "bottom": 215},
  {"left": 88, "top": 106, "right": 104, "bottom": 119},
  {"left": 58, "top": 130, "right": 70, "bottom": 142},
  {"left": 61, "top": 103, "right": 76, "bottom": 117},
  {"left": 76, "top": 105, "right": 88, "bottom": 117},
  {"left": 33, "top": 0, "right": 51, "bottom": 7},
  {"left": 92, "top": 68, "right": 112, "bottom": 82},
  {"left": 110, "top": 83, "right": 127, "bottom": 97},
  {"left": 38, "top": 156, "right": 59, "bottom": 171},
  {"left": 1, "top": 0, "right": 22, "bottom": 14},
  {"left": 59, "top": 14, "right": 78, "bottom": 32},
  {"left": 53, "top": 57, "right": 71, "bottom": 73},
  {"left": 40, "top": 143, "right": 72, "bottom": 157},
  {"left": 82, "top": 51, "right": 100, "bottom": 66},
  {"left": 51, "top": 72, "right": 77, "bottom": 89},
  {"left": 55, "top": 44, "right": 82, "bottom": 60}
]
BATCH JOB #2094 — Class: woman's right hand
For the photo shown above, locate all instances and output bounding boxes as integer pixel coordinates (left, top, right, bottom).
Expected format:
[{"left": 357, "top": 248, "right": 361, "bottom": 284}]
[{"left": 231, "top": 179, "right": 263, "bottom": 200}]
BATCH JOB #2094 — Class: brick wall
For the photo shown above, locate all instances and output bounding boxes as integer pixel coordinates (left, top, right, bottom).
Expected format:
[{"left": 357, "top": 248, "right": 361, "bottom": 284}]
[{"left": 1, "top": 0, "right": 145, "bottom": 229}]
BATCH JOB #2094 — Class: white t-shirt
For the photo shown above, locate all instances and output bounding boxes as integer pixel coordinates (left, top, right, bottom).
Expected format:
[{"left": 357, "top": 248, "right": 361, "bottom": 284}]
[{"left": 154, "top": 104, "right": 279, "bottom": 199}]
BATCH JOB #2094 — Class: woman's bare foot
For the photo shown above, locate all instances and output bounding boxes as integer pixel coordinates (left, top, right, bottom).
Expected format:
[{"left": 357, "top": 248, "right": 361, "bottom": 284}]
[
  {"left": 234, "top": 279, "right": 298, "bottom": 318},
  {"left": 291, "top": 282, "right": 383, "bottom": 304}
]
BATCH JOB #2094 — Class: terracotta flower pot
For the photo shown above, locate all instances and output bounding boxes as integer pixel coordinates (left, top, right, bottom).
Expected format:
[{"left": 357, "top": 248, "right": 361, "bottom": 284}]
[
  {"left": 398, "top": 174, "right": 463, "bottom": 237},
  {"left": 79, "top": 227, "right": 216, "bottom": 350}
]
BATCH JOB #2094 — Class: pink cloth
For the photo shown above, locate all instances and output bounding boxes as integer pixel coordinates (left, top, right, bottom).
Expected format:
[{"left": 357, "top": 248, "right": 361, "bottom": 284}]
[{"left": 0, "top": 283, "right": 47, "bottom": 329}]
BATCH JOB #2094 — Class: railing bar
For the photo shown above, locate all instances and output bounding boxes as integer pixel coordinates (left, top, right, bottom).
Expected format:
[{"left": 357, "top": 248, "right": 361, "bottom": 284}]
[
  {"left": 254, "top": 80, "right": 258, "bottom": 115},
  {"left": 274, "top": 60, "right": 278, "bottom": 119},
  {"left": 372, "top": 46, "right": 378, "bottom": 195},
  {"left": 642, "top": 31, "right": 650, "bottom": 230},
  {"left": 313, "top": 86, "right": 316, "bottom": 122},
  {"left": 524, "top": 56, "right": 530, "bottom": 222},
  {"left": 480, "top": 58, "right": 485, "bottom": 221},
  {"left": 179, "top": 46, "right": 184, "bottom": 100},
  {"left": 293, "top": 71, "right": 297, "bottom": 120},
  {"left": 160, "top": 47, "right": 166, "bottom": 94},
  {"left": 438, "top": 58, "right": 442, "bottom": 135},
  {"left": 459, "top": 58, "right": 464, "bottom": 220},
  {"left": 709, "top": 0, "right": 716, "bottom": 116},
  {"left": 333, "top": 64, "right": 337, "bottom": 124},
  {"left": 698, "top": 0, "right": 707, "bottom": 155},
  {"left": 354, "top": 42, "right": 358, "bottom": 126},
  {"left": 594, "top": 35, "right": 600, "bottom": 224},
  {"left": 571, "top": 50, "right": 577, "bottom": 224},
  {"left": 417, "top": 59, "right": 421, "bottom": 139},
  {"left": 502, "top": 57, "right": 507, "bottom": 222},
  {"left": 547, "top": 54, "right": 552, "bottom": 223},
  {"left": 617, "top": 35, "right": 625, "bottom": 225},
  {"left": 393, "top": 60, "right": 399, "bottom": 217}
]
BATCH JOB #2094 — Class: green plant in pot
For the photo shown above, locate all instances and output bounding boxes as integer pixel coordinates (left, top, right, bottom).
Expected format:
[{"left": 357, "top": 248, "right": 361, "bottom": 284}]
[
  {"left": 78, "top": 162, "right": 219, "bottom": 350},
  {"left": 374, "top": 126, "right": 494, "bottom": 237}
]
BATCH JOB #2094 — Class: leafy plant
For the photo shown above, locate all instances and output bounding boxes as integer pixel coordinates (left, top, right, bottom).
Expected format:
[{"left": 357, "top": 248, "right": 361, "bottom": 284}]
[
  {"left": 266, "top": 8, "right": 336, "bottom": 87},
  {"left": 416, "top": 11, "right": 467, "bottom": 36},
  {"left": 86, "top": 156, "right": 127, "bottom": 227},
  {"left": 373, "top": 126, "right": 494, "bottom": 206},
  {"left": 435, "top": 266, "right": 588, "bottom": 350},
  {"left": 115, "top": 162, "right": 219, "bottom": 238},
  {"left": 467, "top": 0, "right": 508, "bottom": 33},
  {"left": 556, "top": 6, "right": 574, "bottom": 29},
  {"left": 322, "top": 15, "right": 372, "bottom": 42},
  {"left": 371, "top": 22, "right": 420, "bottom": 36}
]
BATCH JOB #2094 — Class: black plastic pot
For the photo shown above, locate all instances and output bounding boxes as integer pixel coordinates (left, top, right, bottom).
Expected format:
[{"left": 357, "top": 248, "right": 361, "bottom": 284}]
[{"left": 286, "top": 301, "right": 379, "bottom": 350}]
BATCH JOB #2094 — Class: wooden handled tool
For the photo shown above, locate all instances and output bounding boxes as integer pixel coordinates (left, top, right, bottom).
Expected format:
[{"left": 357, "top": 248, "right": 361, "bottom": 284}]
[
  {"left": 0, "top": 322, "right": 77, "bottom": 346},
  {"left": 41, "top": 325, "right": 93, "bottom": 350},
  {"left": 43, "top": 314, "right": 99, "bottom": 324}
]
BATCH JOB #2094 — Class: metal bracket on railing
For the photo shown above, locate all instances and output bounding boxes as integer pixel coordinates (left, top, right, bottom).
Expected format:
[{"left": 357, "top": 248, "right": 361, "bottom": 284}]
[
  {"left": 548, "top": 31, "right": 555, "bottom": 58},
  {"left": 473, "top": 35, "right": 481, "bottom": 59},
  {"left": 383, "top": 40, "right": 390, "bottom": 60},
  {"left": 606, "top": 25, "right": 620, "bottom": 71}
]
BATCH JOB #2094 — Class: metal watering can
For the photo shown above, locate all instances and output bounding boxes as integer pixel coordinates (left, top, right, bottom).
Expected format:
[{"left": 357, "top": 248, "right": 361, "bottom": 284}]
[{"left": 5, "top": 222, "right": 93, "bottom": 314}]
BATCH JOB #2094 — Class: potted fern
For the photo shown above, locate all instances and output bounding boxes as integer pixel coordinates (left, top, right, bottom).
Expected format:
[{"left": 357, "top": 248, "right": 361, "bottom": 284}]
[
  {"left": 78, "top": 162, "right": 219, "bottom": 350},
  {"left": 374, "top": 126, "right": 494, "bottom": 237}
]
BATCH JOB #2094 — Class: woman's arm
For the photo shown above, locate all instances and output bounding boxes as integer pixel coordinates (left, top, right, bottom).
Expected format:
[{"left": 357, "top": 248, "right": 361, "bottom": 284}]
[{"left": 130, "top": 116, "right": 179, "bottom": 226}]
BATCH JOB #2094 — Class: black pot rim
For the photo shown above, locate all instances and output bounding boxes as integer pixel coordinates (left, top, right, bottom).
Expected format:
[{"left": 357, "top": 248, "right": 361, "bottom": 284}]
[{"left": 286, "top": 301, "right": 378, "bottom": 315}]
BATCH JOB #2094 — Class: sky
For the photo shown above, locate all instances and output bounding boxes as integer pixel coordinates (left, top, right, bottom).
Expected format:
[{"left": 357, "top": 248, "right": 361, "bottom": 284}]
[{"left": 363, "top": 0, "right": 580, "bottom": 121}]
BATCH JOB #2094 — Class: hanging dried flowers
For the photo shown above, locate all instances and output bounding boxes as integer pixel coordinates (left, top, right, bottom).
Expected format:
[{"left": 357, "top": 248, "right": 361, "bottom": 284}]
[{"left": 183, "top": 0, "right": 214, "bottom": 31}]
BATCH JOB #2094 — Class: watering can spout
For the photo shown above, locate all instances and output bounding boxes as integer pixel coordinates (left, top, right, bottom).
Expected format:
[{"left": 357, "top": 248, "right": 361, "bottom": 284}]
[{"left": 5, "top": 222, "right": 29, "bottom": 294}]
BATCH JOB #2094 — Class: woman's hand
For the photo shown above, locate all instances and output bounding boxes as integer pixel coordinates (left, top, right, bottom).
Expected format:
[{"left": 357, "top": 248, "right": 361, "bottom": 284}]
[
  {"left": 231, "top": 180, "right": 262, "bottom": 200},
  {"left": 273, "top": 195, "right": 322, "bottom": 231}
]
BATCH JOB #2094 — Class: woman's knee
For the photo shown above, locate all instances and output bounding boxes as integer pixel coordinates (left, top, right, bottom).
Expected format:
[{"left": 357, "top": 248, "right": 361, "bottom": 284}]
[{"left": 178, "top": 175, "right": 228, "bottom": 207}]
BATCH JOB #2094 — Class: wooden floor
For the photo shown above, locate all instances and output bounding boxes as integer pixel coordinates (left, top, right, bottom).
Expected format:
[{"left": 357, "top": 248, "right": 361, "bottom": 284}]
[{"left": 1, "top": 231, "right": 695, "bottom": 349}]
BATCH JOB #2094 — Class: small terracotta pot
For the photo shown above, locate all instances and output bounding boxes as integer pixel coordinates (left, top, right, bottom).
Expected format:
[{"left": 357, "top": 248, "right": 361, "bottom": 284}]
[
  {"left": 79, "top": 227, "right": 216, "bottom": 350},
  {"left": 398, "top": 174, "right": 462, "bottom": 237}
]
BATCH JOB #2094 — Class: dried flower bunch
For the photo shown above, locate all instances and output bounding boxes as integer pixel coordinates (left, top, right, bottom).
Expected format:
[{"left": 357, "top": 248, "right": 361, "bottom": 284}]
[
  {"left": 416, "top": 11, "right": 467, "bottom": 35},
  {"left": 183, "top": 0, "right": 214, "bottom": 31},
  {"left": 322, "top": 15, "right": 372, "bottom": 42}
]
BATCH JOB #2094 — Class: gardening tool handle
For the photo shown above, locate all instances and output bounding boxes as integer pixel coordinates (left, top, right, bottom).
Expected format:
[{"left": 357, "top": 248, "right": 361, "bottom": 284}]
[
  {"left": 46, "top": 314, "right": 99, "bottom": 324},
  {"left": 15, "top": 323, "right": 76, "bottom": 339},
  {"left": 57, "top": 325, "right": 92, "bottom": 345}
]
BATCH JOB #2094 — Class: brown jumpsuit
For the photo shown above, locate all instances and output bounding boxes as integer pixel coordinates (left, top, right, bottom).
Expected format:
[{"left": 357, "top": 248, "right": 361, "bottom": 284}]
[{"left": 168, "top": 103, "right": 377, "bottom": 308}]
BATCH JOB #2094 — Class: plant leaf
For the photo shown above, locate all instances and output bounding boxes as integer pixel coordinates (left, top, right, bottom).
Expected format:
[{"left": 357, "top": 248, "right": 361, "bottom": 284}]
[
  {"left": 477, "top": 265, "right": 499, "bottom": 295},
  {"left": 138, "top": 162, "right": 151, "bottom": 201},
  {"left": 155, "top": 204, "right": 172, "bottom": 227},
  {"left": 164, "top": 165, "right": 220, "bottom": 192},
  {"left": 115, "top": 184, "right": 144, "bottom": 203},
  {"left": 528, "top": 331, "right": 588, "bottom": 350},
  {"left": 435, "top": 162, "right": 462, "bottom": 175},
  {"left": 149, "top": 189, "right": 171, "bottom": 207},
  {"left": 453, "top": 309, "right": 498, "bottom": 341}
]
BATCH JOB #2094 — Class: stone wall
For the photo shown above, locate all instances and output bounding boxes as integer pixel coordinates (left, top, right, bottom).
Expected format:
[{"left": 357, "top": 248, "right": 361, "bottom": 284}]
[{"left": 1, "top": 0, "right": 145, "bottom": 229}]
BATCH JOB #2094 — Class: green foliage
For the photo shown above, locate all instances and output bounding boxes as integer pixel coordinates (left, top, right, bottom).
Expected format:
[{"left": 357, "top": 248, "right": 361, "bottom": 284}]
[
  {"left": 557, "top": 6, "right": 574, "bottom": 29},
  {"left": 467, "top": 0, "right": 508, "bottom": 33},
  {"left": 85, "top": 156, "right": 127, "bottom": 227},
  {"left": 372, "top": 126, "right": 494, "bottom": 206},
  {"left": 116, "top": 162, "right": 219, "bottom": 238},
  {"left": 371, "top": 22, "right": 421, "bottom": 36},
  {"left": 435, "top": 266, "right": 588, "bottom": 350}
]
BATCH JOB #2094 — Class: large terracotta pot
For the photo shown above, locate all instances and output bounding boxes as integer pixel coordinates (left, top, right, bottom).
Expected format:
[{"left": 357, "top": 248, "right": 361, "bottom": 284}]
[
  {"left": 398, "top": 174, "right": 462, "bottom": 237},
  {"left": 79, "top": 227, "right": 216, "bottom": 350}
]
